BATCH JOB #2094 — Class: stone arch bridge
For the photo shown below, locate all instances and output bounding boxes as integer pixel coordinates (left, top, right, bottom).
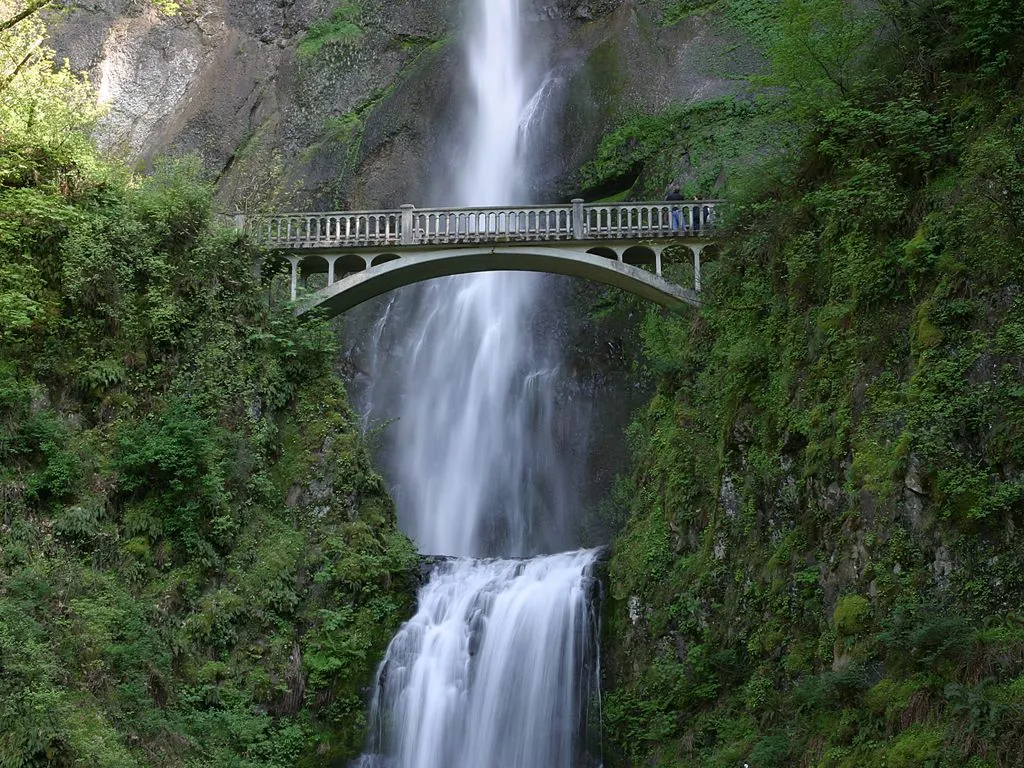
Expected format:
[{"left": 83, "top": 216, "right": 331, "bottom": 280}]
[{"left": 240, "top": 199, "right": 720, "bottom": 317}]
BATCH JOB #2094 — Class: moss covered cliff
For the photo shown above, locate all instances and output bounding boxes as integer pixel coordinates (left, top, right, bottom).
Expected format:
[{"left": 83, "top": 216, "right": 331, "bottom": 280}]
[
  {"left": 598, "top": 1, "right": 1024, "bottom": 766},
  {"left": 0, "top": 8, "right": 415, "bottom": 764}
]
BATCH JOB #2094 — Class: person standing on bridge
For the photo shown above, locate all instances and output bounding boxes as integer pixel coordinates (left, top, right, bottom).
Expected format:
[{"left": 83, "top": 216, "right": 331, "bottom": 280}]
[{"left": 666, "top": 186, "right": 685, "bottom": 233}]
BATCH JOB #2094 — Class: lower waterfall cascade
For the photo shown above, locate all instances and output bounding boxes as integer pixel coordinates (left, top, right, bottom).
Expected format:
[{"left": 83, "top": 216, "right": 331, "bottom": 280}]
[{"left": 353, "top": 552, "right": 602, "bottom": 768}]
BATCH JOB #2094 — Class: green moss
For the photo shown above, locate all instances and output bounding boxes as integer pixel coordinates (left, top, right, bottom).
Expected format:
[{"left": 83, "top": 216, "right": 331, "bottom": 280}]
[
  {"left": 657, "top": 0, "right": 721, "bottom": 27},
  {"left": 833, "top": 595, "right": 871, "bottom": 636},
  {"left": 886, "top": 725, "right": 945, "bottom": 767},
  {"left": 297, "top": 2, "right": 363, "bottom": 59},
  {"left": 579, "top": 95, "right": 796, "bottom": 198},
  {"left": 599, "top": 2, "right": 1024, "bottom": 766}
]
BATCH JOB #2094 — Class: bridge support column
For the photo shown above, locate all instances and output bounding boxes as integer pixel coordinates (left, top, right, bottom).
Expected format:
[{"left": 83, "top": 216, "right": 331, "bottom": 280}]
[
  {"left": 572, "top": 199, "right": 584, "bottom": 239},
  {"left": 288, "top": 256, "right": 300, "bottom": 301},
  {"left": 692, "top": 245, "right": 704, "bottom": 292},
  {"left": 327, "top": 256, "right": 338, "bottom": 285},
  {"left": 655, "top": 247, "right": 664, "bottom": 277}
]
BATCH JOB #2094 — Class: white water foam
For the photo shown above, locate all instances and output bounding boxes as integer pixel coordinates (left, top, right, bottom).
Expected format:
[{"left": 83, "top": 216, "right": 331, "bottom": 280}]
[{"left": 355, "top": 552, "right": 601, "bottom": 768}]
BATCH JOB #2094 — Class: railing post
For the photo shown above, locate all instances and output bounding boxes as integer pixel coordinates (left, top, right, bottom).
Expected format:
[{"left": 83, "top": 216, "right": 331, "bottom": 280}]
[
  {"left": 401, "top": 204, "right": 415, "bottom": 245},
  {"left": 572, "top": 199, "right": 584, "bottom": 240}
]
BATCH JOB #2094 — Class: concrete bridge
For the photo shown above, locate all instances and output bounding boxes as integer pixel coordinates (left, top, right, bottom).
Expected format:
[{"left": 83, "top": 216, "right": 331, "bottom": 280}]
[{"left": 240, "top": 199, "right": 719, "bottom": 317}]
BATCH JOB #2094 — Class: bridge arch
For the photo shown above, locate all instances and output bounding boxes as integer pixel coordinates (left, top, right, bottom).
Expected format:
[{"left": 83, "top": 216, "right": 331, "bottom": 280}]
[
  {"left": 622, "top": 245, "right": 658, "bottom": 268},
  {"left": 293, "top": 246, "right": 700, "bottom": 319},
  {"left": 586, "top": 245, "right": 619, "bottom": 261},
  {"left": 245, "top": 199, "right": 721, "bottom": 316}
]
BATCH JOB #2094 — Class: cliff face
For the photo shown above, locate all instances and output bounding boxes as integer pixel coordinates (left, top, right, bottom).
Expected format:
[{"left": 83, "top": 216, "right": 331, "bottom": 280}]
[
  {"left": 50, "top": 0, "right": 453, "bottom": 208},
  {"left": 50, "top": 0, "right": 753, "bottom": 209},
  {"left": 591, "top": 3, "right": 1024, "bottom": 765}
]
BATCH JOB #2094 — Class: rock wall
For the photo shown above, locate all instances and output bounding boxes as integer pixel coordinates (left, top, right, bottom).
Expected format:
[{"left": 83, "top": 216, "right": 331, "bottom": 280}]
[{"left": 50, "top": 0, "right": 754, "bottom": 209}]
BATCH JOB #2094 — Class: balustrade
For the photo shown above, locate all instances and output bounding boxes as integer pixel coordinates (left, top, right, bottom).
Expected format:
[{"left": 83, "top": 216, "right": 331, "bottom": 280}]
[{"left": 246, "top": 201, "right": 718, "bottom": 250}]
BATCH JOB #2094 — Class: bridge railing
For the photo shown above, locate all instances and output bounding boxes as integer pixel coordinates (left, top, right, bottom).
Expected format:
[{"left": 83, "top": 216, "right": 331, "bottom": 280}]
[
  {"left": 410, "top": 205, "right": 575, "bottom": 244},
  {"left": 583, "top": 202, "right": 713, "bottom": 238},
  {"left": 248, "top": 210, "right": 403, "bottom": 248},
  {"left": 244, "top": 200, "right": 719, "bottom": 250}
]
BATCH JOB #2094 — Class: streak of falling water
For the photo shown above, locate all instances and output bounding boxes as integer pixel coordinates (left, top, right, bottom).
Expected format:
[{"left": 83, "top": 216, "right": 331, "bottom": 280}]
[
  {"left": 375, "top": 0, "right": 572, "bottom": 559},
  {"left": 352, "top": 1, "right": 602, "bottom": 766}
]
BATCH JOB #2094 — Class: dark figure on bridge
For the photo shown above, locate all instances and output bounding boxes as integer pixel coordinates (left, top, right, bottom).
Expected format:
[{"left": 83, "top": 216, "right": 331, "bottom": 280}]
[{"left": 666, "top": 186, "right": 685, "bottom": 232}]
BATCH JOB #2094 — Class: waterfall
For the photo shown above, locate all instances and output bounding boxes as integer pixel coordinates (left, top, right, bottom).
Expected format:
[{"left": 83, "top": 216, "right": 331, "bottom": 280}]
[
  {"left": 351, "top": 1, "right": 602, "bottom": 766},
  {"left": 354, "top": 553, "right": 601, "bottom": 768},
  {"left": 370, "top": 0, "right": 574, "bottom": 559}
]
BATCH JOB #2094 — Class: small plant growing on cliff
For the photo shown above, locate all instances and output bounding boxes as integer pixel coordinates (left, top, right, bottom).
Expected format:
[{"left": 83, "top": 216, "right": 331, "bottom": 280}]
[
  {"left": 833, "top": 594, "right": 871, "bottom": 636},
  {"left": 298, "top": 1, "right": 362, "bottom": 58}
]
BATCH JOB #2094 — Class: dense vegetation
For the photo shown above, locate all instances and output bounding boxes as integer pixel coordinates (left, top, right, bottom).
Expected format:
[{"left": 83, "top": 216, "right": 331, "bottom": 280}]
[
  {"left": 600, "top": 0, "right": 1024, "bottom": 766},
  {"left": 0, "top": 3, "right": 416, "bottom": 765}
]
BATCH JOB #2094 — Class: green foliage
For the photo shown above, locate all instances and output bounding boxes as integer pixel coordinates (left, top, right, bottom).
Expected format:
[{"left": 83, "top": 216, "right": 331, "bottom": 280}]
[
  {"left": 601, "top": 1, "right": 1024, "bottom": 766},
  {"left": 758, "top": 0, "right": 879, "bottom": 112},
  {"left": 0, "top": 259, "right": 41, "bottom": 339},
  {"left": 0, "top": 1, "right": 106, "bottom": 148},
  {"left": 113, "top": 400, "right": 230, "bottom": 561},
  {"left": 0, "top": 9, "right": 416, "bottom": 765},
  {"left": 297, "top": 2, "right": 362, "bottom": 58}
]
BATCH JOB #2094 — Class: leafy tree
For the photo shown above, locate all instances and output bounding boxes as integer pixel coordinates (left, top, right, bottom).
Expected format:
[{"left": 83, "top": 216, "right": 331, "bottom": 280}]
[
  {"left": 0, "top": 0, "right": 105, "bottom": 147},
  {"left": 758, "top": 0, "right": 879, "bottom": 114}
]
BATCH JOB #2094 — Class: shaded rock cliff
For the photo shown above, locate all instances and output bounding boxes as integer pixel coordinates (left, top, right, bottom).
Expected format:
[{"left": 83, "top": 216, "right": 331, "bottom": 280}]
[{"left": 50, "top": 0, "right": 756, "bottom": 208}]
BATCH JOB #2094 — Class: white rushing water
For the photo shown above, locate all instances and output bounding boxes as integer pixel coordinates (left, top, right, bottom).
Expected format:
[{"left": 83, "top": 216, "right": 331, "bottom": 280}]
[
  {"left": 355, "top": 552, "right": 602, "bottom": 768},
  {"left": 352, "top": 1, "right": 602, "bottom": 766},
  {"left": 357, "top": 0, "right": 576, "bottom": 559}
]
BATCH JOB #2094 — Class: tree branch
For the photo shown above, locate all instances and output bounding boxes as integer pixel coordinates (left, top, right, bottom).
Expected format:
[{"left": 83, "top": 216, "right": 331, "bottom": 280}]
[
  {"left": 0, "top": 36, "right": 42, "bottom": 91},
  {"left": 0, "top": 0, "right": 53, "bottom": 34}
]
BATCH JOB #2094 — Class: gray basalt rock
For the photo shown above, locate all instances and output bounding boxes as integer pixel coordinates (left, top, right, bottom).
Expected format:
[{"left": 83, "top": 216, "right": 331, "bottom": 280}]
[{"left": 50, "top": 0, "right": 753, "bottom": 209}]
